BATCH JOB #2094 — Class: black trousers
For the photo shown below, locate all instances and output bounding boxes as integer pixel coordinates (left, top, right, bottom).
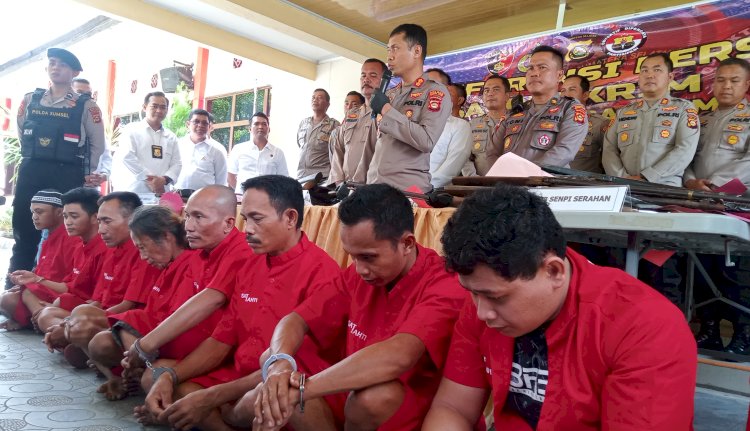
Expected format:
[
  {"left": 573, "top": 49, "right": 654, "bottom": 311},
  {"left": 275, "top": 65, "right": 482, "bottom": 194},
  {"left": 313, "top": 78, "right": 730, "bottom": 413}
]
[
  {"left": 695, "top": 254, "right": 750, "bottom": 326},
  {"left": 7, "top": 159, "right": 84, "bottom": 288}
]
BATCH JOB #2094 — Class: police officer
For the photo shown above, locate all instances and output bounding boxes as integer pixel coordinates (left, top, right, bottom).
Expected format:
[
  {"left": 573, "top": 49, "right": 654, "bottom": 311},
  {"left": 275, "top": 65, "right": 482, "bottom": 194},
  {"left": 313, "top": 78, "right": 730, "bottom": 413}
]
[
  {"left": 464, "top": 74, "right": 510, "bottom": 176},
  {"left": 296, "top": 89, "right": 340, "bottom": 180},
  {"left": 602, "top": 52, "right": 699, "bottom": 186},
  {"left": 561, "top": 75, "right": 606, "bottom": 173},
  {"left": 685, "top": 57, "right": 750, "bottom": 355},
  {"left": 501, "top": 46, "right": 588, "bottom": 168},
  {"left": 10, "top": 48, "right": 105, "bottom": 287},
  {"left": 328, "top": 59, "right": 385, "bottom": 186},
  {"left": 369, "top": 23, "right": 451, "bottom": 192}
]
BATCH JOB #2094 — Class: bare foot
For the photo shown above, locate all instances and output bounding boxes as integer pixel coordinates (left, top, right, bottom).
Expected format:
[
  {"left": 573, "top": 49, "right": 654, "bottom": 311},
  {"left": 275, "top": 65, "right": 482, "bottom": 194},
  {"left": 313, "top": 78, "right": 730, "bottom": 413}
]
[
  {"left": 43, "top": 325, "right": 68, "bottom": 352},
  {"left": 97, "top": 377, "right": 129, "bottom": 401},
  {"left": 0, "top": 319, "right": 23, "bottom": 332},
  {"left": 63, "top": 345, "right": 89, "bottom": 369},
  {"left": 133, "top": 404, "right": 166, "bottom": 426}
]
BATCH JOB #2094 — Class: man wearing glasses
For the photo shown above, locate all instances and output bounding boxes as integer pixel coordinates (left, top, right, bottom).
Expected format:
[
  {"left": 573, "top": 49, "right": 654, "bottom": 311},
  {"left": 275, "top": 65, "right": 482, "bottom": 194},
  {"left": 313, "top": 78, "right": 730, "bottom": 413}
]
[
  {"left": 175, "top": 109, "right": 228, "bottom": 190},
  {"left": 112, "top": 91, "right": 182, "bottom": 194}
]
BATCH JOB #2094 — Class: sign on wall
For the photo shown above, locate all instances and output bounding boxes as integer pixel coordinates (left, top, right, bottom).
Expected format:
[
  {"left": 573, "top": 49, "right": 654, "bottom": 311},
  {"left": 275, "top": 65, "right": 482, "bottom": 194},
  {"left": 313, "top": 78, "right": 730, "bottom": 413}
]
[{"left": 424, "top": 0, "right": 750, "bottom": 119}]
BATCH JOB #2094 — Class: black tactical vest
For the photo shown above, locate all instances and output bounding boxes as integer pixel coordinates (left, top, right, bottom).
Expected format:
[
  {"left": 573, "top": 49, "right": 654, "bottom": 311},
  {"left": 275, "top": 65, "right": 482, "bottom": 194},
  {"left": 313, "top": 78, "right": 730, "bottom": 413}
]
[{"left": 20, "top": 89, "right": 90, "bottom": 164}]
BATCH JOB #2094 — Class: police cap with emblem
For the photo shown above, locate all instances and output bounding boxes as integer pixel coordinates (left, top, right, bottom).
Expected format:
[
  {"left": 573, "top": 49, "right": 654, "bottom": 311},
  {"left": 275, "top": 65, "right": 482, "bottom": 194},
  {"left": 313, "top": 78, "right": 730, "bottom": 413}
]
[{"left": 47, "top": 48, "right": 83, "bottom": 72}]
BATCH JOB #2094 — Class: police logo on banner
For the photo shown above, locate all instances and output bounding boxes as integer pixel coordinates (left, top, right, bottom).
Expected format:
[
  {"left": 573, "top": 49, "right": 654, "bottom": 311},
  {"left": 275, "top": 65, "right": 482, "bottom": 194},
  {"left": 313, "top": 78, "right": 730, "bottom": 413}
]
[
  {"left": 485, "top": 49, "right": 514, "bottom": 75},
  {"left": 602, "top": 27, "right": 647, "bottom": 56}
]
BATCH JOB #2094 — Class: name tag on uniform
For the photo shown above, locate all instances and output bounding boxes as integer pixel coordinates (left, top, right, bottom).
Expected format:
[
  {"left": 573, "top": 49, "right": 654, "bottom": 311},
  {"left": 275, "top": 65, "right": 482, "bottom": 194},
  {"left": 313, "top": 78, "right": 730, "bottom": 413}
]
[{"left": 152, "top": 145, "right": 163, "bottom": 159}]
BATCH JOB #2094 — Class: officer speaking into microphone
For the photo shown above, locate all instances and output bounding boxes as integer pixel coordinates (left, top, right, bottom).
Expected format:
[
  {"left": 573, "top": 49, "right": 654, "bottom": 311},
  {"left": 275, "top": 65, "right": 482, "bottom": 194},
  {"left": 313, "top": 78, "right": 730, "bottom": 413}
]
[{"left": 10, "top": 48, "right": 105, "bottom": 288}]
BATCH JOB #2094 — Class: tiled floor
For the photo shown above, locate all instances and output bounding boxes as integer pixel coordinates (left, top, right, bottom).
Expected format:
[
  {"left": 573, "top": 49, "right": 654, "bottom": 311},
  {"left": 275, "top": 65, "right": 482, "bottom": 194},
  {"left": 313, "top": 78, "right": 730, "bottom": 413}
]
[
  {"left": 0, "top": 323, "right": 748, "bottom": 431},
  {"left": 0, "top": 327, "right": 163, "bottom": 431}
]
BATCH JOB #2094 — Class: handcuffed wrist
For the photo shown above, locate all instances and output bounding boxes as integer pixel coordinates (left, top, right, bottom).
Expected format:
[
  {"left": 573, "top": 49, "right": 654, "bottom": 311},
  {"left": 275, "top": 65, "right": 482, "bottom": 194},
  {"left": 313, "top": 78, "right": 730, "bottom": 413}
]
[{"left": 261, "top": 353, "right": 297, "bottom": 382}]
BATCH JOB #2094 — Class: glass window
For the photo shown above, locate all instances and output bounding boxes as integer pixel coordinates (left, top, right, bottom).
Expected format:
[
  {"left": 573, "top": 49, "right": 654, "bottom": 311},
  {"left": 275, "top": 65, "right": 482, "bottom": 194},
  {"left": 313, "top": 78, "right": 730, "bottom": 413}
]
[
  {"left": 208, "top": 96, "right": 232, "bottom": 124},
  {"left": 211, "top": 128, "right": 230, "bottom": 151}
]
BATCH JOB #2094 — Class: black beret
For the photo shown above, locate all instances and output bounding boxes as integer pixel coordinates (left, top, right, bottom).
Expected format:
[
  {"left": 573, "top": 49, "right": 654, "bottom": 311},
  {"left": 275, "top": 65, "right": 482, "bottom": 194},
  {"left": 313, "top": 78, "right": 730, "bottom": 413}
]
[{"left": 47, "top": 48, "right": 83, "bottom": 72}]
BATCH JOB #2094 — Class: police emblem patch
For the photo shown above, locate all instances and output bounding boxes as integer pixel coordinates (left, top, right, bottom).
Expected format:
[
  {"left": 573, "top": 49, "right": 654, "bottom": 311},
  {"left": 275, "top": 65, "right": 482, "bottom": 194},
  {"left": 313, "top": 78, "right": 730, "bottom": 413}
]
[
  {"left": 660, "top": 129, "right": 670, "bottom": 139},
  {"left": 414, "top": 78, "right": 425, "bottom": 88},
  {"left": 39, "top": 137, "right": 51, "bottom": 147},
  {"left": 549, "top": 107, "right": 561, "bottom": 114},
  {"left": 152, "top": 145, "right": 163, "bottom": 159},
  {"left": 662, "top": 106, "right": 678, "bottom": 112},
  {"left": 540, "top": 122, "right": 555, "bottom": 130},
  {"left": 687, "top": 115, "right": 698, "bottom": 129},
  {"left": 504, "top": 136, "right": 511, "bottom": 149},
  {"left": 728, "top": 135, "right": 740, "bottom": 145},
  {"left": 474, "top": 142, "right": 481, "bottom": 150},
  {"left": 620, "top": 132, "right": 629, "bottom": 142},
  {"left": 661, "top": 120, "right": 672, "bottom": 127},
  {"left": 89, "top": 107, "right": 102, "bottom": 124},
  {"left": 728, "top": 124, "right": 744, "bottom": 132},
  {"left": 660, "top": 98, "right": 669, "bottom": 105},
  {"left": 538, "top": 134, "right": 551, "bottom": 147},
  {"left": 739, "top": 103, "right": 746, "bottom": 110},
  {"left": 410, "top": 92, "right": 423, "bottom": 99},
  {"left": 427, "top": 90, "right": 444, "bottom": 112},
  {"left": 406, "top": 110, "right": 414, "bottom": 119}
]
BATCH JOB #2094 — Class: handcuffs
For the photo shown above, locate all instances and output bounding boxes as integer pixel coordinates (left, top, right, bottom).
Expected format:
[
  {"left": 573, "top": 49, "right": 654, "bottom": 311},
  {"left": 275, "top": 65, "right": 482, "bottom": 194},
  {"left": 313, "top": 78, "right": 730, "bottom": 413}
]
[
  {"left": 133, "top": 338, "right": 178, "bottom": 387},
  {"left": 261, "top": 353, "right": 305, "bottom": 413}
]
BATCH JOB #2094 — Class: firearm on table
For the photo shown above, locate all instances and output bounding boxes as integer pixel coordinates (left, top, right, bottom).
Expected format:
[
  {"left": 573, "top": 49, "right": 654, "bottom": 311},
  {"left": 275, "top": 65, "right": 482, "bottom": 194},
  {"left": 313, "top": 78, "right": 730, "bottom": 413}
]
[
  {"left": 340, "top": 182, "right": 463, "bottom": 208},
  {"left": 449, "top": 171, "right": 750, "bottom": 212}
]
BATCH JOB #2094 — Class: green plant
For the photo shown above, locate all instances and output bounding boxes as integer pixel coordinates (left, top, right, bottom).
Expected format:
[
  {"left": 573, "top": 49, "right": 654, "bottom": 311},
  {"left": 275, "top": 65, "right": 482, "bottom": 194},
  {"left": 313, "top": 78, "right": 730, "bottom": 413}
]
[
  {"left": 0, "top": 206, "right": 12, "bottom": 238},
  {"left": 163, "top": 82, "right": 193, "bottom": 138},
  {"left": 3, "top": 136, "right": 20, "bottom": 185}
]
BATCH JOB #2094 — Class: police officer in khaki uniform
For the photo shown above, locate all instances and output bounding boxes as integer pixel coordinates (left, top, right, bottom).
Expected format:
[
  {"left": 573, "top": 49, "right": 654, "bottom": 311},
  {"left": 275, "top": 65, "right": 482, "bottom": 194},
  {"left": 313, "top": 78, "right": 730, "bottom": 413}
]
[
  {"left": 685, "top": 58, "right": 750, "bottom": 355},
  {"left": 296, "top": 89, "right": 340, "bottom": 180},
  {"left": 368, "top": 24, "right": 451, "bottom": 192},
  {"left": 501, "top": 46, "right": 588, "bottom": 168},
  {"left": 603, "top": 53, "right": 699, "bottom": 186},
  {"left": 10, "top": 48, "right": 105, "bottom": 288},
  {"left": 464, "top": 75, "right": 510, "bottom": 176},
  {"left": 328, "top": 59, "right": 386, "bottom": 186},
  {"left": 561, "top": 75, "right": 607, "bottom": 173}
]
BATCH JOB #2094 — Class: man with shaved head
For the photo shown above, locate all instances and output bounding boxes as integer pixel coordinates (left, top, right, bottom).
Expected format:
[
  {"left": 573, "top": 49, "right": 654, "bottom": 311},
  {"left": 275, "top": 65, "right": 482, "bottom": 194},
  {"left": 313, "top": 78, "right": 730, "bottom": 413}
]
[{"left": 120, "top": 185, "right": 254, "bottom": 392}]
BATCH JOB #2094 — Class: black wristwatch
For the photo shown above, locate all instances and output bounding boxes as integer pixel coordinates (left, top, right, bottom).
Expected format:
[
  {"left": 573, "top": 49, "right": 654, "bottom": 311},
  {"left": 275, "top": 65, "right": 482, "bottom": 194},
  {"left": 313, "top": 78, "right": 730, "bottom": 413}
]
[{"left": 164, "top": 176, "right": 173, "bottom": 185}]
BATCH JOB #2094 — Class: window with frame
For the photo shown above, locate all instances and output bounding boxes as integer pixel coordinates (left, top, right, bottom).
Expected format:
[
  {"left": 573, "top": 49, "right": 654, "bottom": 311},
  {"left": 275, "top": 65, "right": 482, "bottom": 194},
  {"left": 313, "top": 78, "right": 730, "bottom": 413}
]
[{"left": 207, "top": 87, "right": 271, "bottom": 152}]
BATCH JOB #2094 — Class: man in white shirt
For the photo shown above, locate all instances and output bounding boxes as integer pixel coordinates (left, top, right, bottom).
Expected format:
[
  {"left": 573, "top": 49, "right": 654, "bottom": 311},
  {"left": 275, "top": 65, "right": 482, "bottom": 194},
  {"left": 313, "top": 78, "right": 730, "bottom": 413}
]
[
  {"left": 228, "top": 112, "right": 288, "bottom": 193},
  {"left": 175, "top": 109, "right": 228, "bottom": 190},
  {"left": 426, "top": 69, "right": 471, "bottom": 188},
  {"left": 112, "top": 91, "right": 182, "bottom": 194}
]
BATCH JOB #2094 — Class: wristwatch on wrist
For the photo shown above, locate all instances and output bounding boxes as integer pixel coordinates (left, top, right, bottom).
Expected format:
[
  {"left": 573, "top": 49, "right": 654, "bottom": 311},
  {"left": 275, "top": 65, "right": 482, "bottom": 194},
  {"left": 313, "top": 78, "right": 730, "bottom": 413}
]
[
  {"left": 164, "top": 176, "right": 173, "bottom": 185},
  {"left": 261, "top": 353, "right": 297, "bottom": 381}
]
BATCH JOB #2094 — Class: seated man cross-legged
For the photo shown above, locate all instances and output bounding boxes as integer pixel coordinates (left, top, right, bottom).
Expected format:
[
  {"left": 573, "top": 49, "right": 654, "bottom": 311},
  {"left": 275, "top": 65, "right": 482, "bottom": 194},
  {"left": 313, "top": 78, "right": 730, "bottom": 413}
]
[
  {"left": 253, "top": 184, "right": 467, "bottom": 431},
  {"left": 143, "top": 175, "right": 342, "bottom": 430},
  {"left": 422, "top": 184, "right": 697, "bottom": 430}
]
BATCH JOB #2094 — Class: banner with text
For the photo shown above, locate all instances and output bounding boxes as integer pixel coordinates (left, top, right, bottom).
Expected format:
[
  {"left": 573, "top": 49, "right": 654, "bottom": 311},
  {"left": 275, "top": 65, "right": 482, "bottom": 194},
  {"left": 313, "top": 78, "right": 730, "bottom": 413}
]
[{"left": 424, "top": 0, "right": 750, "bottom": 120}]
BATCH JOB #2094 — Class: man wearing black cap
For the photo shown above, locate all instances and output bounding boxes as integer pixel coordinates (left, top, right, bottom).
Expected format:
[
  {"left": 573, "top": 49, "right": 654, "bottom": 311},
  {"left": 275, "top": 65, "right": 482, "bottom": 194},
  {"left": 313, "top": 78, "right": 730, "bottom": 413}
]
[{"left": 10, "top": 48, "right": 106, "bottom": 289}]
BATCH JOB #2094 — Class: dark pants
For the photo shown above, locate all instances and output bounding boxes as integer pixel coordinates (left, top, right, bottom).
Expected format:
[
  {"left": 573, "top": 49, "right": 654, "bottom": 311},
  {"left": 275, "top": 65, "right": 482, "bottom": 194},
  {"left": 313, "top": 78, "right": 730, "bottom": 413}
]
[
  {"left": 8, "top": 159, "right": 83, "bottom": 288},
  {"left": 695, "top": 254, "right": 750, "bottom": 326}
]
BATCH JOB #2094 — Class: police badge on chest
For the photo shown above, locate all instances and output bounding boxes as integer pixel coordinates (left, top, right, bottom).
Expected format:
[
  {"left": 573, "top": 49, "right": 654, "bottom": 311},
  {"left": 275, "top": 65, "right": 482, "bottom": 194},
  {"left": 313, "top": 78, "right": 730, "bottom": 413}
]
[{"left": 152, "top": 145, "right": 163, "bottom": 159}]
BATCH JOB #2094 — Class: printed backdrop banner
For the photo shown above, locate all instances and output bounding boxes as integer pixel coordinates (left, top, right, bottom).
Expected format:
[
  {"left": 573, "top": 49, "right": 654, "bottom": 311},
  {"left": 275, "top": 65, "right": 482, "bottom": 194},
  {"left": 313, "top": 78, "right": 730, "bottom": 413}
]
[{"left": 424, "top": 0, "right": 750, "bottom": 119}]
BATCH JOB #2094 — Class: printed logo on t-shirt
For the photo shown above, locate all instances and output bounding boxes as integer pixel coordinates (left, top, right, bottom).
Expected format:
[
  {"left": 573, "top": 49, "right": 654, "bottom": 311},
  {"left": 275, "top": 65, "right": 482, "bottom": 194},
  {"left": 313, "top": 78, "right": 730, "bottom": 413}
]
[
  {"left": 483, "top": 355, "right": 492, "bottom": 376},
  {"left": 152, "top": 285, "right": 160, "bottom": 293},
  {"left": 103, "top": 272, "right": 114, "bottom": 281},
  {"left": 73, "top": 267, "right": 81, "bottom": 275},
  {"left": 347, "top": 320, "right": 368, "bottom": 342},
  {"left": 509, "top": 362, "right": 548, "bottom": 402},
  {"left": 240, "top": 292, "right": 258, "bottom": 303}
]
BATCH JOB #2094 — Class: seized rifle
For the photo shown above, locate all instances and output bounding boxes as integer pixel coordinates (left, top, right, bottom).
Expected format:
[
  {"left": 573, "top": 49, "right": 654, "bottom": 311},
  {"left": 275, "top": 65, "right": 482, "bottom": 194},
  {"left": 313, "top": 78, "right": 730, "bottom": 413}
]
[
  {"left": 450, "top": 175, "right": 750, "bottom": 212},
  {"left": 342, "top": 182, "right": 463, "bottom": 208}
]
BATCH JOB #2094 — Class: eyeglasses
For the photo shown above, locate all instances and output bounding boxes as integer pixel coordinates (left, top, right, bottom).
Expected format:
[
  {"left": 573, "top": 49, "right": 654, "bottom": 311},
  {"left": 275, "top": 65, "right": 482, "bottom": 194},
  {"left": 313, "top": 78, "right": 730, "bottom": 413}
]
[{"left": 189, "top": 120, "right": 210, "bottom": 126}]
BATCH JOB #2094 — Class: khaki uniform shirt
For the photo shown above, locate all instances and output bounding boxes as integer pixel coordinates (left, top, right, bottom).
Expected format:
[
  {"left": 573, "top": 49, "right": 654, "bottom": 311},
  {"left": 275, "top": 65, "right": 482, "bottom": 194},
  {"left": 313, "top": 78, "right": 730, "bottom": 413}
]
[
  {"left": 465, "top": 114, "right": 506, "bottom": 176},
  {"left": 366, "top": 73, "right": 452, "bottom": 192},
  {"left": 329, "top": 104, "right": 377, "bottom": 185},
  {"left": 570, "top": 111, "right": 607, "bottom": 173},
  {"left": 602, "top": 96, "right": 699, "bottom": 187},
  {"left": 684, "top": 99, "right": 750, "bottom": 187},
  {"left": 501, "top": 94, "right": 588, "bottom": 168},
  {"left": 296, "top": 115, "right": 340, "bottom": 179},
  {"left": 17, "top": 87, "right": 106, "bottom": 173}
]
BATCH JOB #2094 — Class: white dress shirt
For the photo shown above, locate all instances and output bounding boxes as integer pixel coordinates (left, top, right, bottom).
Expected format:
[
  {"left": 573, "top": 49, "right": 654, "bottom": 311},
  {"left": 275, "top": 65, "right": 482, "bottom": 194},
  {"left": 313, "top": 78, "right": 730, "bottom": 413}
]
[
  {"left": 111, "top": 120, "right": 182, "bottom": 193},
  {"left": 429, "top": 116, "right": 472, "bottom": 188},
  {"left": 175, "top": 135, "right": 228, "bottom": 190},
  {"left": 228, "top": 140, "right": 289, "bottom": 193}
]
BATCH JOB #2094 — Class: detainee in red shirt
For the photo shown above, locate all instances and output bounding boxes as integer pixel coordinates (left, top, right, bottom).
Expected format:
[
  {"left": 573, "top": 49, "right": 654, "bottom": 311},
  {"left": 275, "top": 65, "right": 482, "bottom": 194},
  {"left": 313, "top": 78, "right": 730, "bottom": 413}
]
[
  {"left": 422, "top": 184, "right": 697, "bottom": 431},
  {"left": 32, "top": 188, "right": 107, "bottom": 338},
  {"left": 87, "top": 186, "right": 251, "bottom": 408},
  {"left": 38, "top": 193, "right": 161, "bottom": 372},
  {"left": 142, "top": 175, "right": 342, "bottom": 430},
  {"left": 253, "top": 184, "right": 467, "bottom": 431},
  {"left": 115, "top": 186, "right": 253, "bottom": 398},
  {"left": 0, "top": 189, "right": 75, "bottom": 330},
  {"left": 84, "top": 206, "right": 196, "bottom": 400}
]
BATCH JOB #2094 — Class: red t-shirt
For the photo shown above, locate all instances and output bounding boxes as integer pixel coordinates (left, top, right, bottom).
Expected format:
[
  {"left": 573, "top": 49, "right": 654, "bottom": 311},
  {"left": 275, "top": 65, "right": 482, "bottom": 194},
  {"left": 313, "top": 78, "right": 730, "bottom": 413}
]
[
  {"left": 211, "top": 233, "right": 341, "bottom": 376},
  {"left": 443, "top": 248, "right": 697, "bottom": 431},
  {"left": 295, "top": 244, "right": 467, "bottom": 430},
  {"left": 23, "top": 226, "right": 81, "bottom": 303},
  {"left": 63, "top": 235, "right": 109, "bottom": 303},
  {"left": 91, "top": 239, "right": 161, "bottom": 309}
]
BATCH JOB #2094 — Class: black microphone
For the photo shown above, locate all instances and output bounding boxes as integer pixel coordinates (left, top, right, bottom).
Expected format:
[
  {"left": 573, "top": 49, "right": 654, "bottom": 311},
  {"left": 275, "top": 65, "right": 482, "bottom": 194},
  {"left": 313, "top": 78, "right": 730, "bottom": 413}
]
[{"left": 371, "top": 69, "right": 393, "bottom": 119}]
